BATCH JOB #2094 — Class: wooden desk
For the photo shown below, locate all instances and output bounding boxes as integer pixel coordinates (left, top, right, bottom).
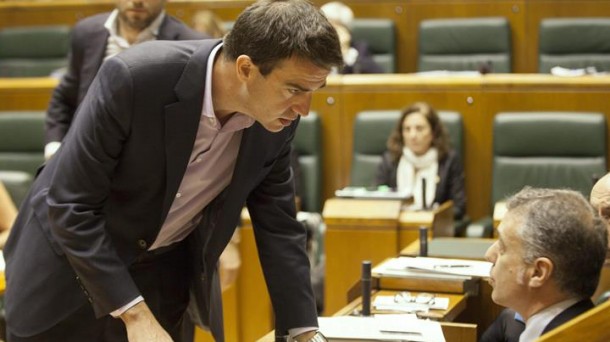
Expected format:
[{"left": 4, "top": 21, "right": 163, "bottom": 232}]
[
  {"left": 398, "top": 200, "right": 454, "bottom": 248},
  {"left": 334, "top": 290, "right": 468, "bottom": 322},
  {"left": 323, "top": 198, "right": 454, "bottom": 314},
  {"left": 323, "top": 198, "right": 402, "bottom": 314}
]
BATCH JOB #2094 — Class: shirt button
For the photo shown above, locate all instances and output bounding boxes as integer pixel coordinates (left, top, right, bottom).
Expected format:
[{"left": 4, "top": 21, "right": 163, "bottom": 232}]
[
  {"left": 176, "top": 193, "right": 182, "bottom": 198},
  {"left": 138, "top": 240, "right": 147, "bottom": 249}
]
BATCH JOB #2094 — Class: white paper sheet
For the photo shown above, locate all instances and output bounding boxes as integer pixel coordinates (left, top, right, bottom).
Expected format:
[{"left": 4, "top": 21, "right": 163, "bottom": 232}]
[{"left": 318, "top": 315, "right": 445, "bottom": 342}]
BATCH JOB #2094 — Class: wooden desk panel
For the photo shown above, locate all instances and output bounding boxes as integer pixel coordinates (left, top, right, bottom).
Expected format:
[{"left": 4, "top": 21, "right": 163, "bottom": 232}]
[
  {"left": 399, "top": 200, "right": 454, "bottom": 248},
  {"left": 0, "top": 77, "right": 56, "bottom": 110},
  {"left": 323, "top": 198, "right": 402, "bottom": 314}
]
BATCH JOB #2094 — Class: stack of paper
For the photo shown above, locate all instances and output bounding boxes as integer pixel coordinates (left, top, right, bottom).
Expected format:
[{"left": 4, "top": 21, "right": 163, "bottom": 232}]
[
  {"left": 373, "top": 256, "right": 492, "bottom": 279},
  {"left": 373, "top": 295, "right": 450, "bottom": 313},
  {"left": 318, "top": 314, "right": 445, "bottom": 342}
]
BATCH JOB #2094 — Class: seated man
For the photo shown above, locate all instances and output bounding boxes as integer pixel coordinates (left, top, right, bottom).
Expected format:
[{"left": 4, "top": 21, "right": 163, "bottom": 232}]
[{"left": 484, "top": 187, "right": 607, "bottom": 342}]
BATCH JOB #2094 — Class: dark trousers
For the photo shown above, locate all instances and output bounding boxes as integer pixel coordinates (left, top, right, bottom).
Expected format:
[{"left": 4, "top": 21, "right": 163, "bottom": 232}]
[{"left": 7, "top": 242, "right": 194, "bottom": 342}]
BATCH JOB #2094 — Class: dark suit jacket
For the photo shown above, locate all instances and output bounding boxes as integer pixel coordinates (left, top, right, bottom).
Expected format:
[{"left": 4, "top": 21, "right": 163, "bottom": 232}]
[
  {"left": 44, "top": 12, "right": 204, "bottom": 144},
  {"left": 5, "top": 39, "right": 317, "bottom": 341},
  {"left": 480, "top": 300, "right": 594, "bottom": 342},
  {"left": 374, "top": 149, "right": 467, "bottom": 219}
]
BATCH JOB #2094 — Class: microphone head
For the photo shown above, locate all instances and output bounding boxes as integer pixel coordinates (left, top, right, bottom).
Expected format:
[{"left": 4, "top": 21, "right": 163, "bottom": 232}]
[{"left": 362, "top": 260, "right": 372, "bottom": 280}]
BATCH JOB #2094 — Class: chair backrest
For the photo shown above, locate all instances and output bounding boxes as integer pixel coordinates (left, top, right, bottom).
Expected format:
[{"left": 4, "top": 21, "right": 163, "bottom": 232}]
[
  {"left": 351, "top": 18, "right": 396, "bottom": 73},
  {"left": 0, "top": 111, "right": 46, "bottom": 177},
  {"left": 0, "top": 25, "right": 70, "bottom": 77},
  {"left": 418, "top": 17, "right": 512, "bottom": 73},
  {"left": 492, "top": 112, "right": 607, "bottom": 206},
  {"left": 350, "top": 109, "right": 463, "bottom": 187},
  {"left": 294, "top": 112, "right": 322, "bottom": 212},
  {"left": 538, "top": 18, "right": 610, "bottom": 73}
]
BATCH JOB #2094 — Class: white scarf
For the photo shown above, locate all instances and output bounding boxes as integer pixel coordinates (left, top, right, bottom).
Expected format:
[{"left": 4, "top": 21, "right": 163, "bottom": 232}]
[{"left": 397, "top": 147, "right": 438, "bottom": 210}]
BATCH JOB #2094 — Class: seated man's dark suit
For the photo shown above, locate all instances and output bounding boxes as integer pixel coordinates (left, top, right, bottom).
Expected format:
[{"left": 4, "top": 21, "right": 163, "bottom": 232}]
[
  {"left": 481, "top": 300, "right": 594, "bottom": 342},
  {"left": 44, "top": 12, "right": 204, "bottom": 144},
  {"left": 5, "top": 39, "right": 317, "bottom": 342}
]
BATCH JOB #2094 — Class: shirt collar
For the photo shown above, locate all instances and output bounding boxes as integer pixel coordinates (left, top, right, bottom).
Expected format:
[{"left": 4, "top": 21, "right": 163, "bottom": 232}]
[
  {"left": 519, "top": 298, "right": 580, "bottom": 342},
  {"left": 104, "top": 9, "right": 166, "bottom": 41},
  {"left": 202, "top": 43, "right": 255, "bottom": 131}
]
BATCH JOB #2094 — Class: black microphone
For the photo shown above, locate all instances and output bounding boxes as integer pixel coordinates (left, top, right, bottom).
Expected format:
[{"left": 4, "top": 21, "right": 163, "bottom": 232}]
[
  {"left": 421, "top": 178, "right": 427, "bottom": 210},
  {"left": 419, "top": 226, "right": 428, "bottom": 257},
  {"left": 361, "top": 260, "right": 372, "bottom": 316}
]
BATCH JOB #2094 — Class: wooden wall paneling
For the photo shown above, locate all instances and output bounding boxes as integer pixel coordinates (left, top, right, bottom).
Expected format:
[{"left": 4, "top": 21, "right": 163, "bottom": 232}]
[
  {"left": 0, "top": 1, "right": 113, "bottom": 28},
  {"left": 407, "top": 0, "right": 527, "bottom": 73},
  {"left": 524, "top": 0, "right": 610, "bottom": 74}
]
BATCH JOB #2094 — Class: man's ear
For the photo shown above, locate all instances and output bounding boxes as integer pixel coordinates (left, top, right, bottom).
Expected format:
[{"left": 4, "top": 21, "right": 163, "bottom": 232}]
[
  {"left": 529, "top": 257, "right": 554, "bottom": 288},
  {"left": 236, "top": 55, "right": 255, "bottom": 82}
]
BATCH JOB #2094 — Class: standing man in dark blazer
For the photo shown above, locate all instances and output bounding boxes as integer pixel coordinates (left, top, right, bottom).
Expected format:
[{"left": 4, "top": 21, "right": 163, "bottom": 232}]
[
  {"left": 484, "top": 187, "right": 607, "bottom": 342},
  {"left": 44, "top": 0, "right": 204, "bottom": 160},
  {"left": 4, "top": 1, "right": 343, "bottom": 341}
]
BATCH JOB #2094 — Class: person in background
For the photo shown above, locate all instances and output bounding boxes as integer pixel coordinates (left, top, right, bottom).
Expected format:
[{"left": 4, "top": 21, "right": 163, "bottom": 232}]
[
  {"left": 375, "top": 102, "right": 466, "bottom": 219},
  {"left": 44, "top": 0, "right": 205, "bottom": 160},
  {"left": 0, "top": 181, "right": 17, "bottom": 248},
  {"left": 320, "top": 1, "right": 383, "bottom": 74},
  {"left": 591, "top": 172, "right": 610, "bottom": 262},
  {"left": 192, "top": 10, "right": 226, "bottom": 39},
  {"left": 484, "top": 187, "right": 607, "bottom": 342},
  {"left": 4, "top": 0, "right": 343, "bottom": 341}
]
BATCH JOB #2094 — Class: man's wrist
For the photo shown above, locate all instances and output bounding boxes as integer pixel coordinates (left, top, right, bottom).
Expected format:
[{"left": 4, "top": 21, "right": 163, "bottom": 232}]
[{"left": 284, "top": 330, "right": 326, "bottom": 342}]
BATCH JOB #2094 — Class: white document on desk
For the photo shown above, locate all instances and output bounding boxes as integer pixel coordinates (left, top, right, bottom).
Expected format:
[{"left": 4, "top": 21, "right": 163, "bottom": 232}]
[
  {"left": 375, "top": 256, "right": 491, "bottom": 278},
  {"left": 318, "top": 315, "right": 445, "bottom": 342}
]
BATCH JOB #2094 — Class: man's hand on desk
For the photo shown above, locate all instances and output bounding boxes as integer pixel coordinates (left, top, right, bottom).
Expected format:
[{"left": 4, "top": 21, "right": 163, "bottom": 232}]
[{"left": 120, "top": 301, "right": 173, "bottom": 342}]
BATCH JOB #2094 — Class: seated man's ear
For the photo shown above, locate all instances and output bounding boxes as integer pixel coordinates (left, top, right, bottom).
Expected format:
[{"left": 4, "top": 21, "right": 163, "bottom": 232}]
[{"left": 528, "top": 257, "right": 553, "bottom": 288}]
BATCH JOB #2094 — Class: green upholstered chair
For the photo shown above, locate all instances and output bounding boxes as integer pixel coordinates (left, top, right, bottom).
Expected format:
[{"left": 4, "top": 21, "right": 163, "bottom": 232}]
[
  {"left": 0, "top": 25, "right": 70, "bottom": 77},
  {"left": 466, "top": 112, "right": 607, "bottom": 237},
  {"left": 418, "top": 17, "right": 512, "bottom": 73},
  {"left": 539, "top": 18, "right": 610, "bottom": 73},
  {"left": 351, "top": 18, "right": 396, "bottom": 73},
  {"left": 294, "top": 112, "right": 322, "bottom": 213},
  {"left": 0, "top": 111, "right": 45, "bottom": 206},
  {"left": 349, "top": 109, "right": 464, "bottom": 187}
]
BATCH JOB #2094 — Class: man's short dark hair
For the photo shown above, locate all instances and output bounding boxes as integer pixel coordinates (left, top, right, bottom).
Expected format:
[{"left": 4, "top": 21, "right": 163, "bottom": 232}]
[{"left": 223, "top": 0, "right": 344, "bottom": 75}]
